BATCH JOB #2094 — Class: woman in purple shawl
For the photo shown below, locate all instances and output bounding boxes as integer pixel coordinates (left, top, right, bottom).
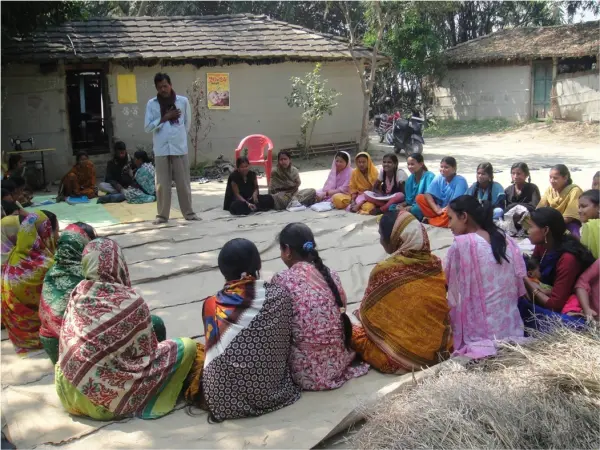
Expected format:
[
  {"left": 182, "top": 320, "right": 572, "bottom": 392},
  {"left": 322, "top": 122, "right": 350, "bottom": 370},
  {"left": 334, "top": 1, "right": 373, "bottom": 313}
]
[{"left": 316, "top": 152, "right": 352, "bottom": 202}]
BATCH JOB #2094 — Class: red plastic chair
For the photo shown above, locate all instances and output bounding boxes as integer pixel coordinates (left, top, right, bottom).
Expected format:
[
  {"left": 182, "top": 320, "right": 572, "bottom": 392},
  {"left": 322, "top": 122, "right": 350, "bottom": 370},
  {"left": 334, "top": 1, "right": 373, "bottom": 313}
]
[{"left": 234, "top": 134, "right": 274, "bottom": 185}]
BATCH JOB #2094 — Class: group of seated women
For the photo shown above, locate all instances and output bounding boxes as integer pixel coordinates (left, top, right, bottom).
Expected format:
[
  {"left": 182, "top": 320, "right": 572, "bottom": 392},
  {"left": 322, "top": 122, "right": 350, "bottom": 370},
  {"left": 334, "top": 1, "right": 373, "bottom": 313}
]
[
  {"left": 59, "top": 145, "right": 157, "bottom": 205},
  {"left": 224, "top": 148, "right": 598, "bottom": 239},
  {"left": 2, "top": 181, "right": 597, "bottom": 422}
]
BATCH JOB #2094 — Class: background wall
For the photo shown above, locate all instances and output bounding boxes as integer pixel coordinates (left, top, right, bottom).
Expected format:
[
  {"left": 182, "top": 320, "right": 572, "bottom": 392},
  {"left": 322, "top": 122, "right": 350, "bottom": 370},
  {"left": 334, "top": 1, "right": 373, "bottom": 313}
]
[
  {"left": 1, "top": 63, "right": 73, "bottom": 182},
  {"left": 555, "top": 71, "right": 600, "bottom": 122},
  {"left": 2, "top": 60, "right": 363, "bottom": 181},
  {"left": 108, "top": 60, "right": 363, "bottom": 166},
  {"left": 432, "top": 64, "right": 532, "bottom": 121}
]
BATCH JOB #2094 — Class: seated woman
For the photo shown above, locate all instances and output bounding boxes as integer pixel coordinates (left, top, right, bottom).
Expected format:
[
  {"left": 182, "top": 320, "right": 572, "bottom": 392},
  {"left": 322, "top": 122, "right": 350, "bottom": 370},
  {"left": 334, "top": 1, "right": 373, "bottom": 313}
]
[
  {"left": 224, "top": 156, "right": 274, "bottom": 215},
  {"left": 272, "top": 223, "right": 369, "bottom": 390},
  {"left": 537, "top": 164, "right": 583, "bottom": 238},
  {"left": 9, "top": 175, "right": 32, "bottom": 208},
  {"left": 1, "top": 213, "right": 22, "bottom": 266},
  {"left": 363, "top": 153, "right": 408, "bottom": 215},
  {"left": 446, "top": 196, "right": 527, "bottom": 358},
  {"left": 55, "top": 238, "right": 195, "bottom": 420},
  {"left": 269, "top": 151, "right": 316, "bottom": 210},
  {"left": 1, "top": 210, "right": 58, "bottom": 354},
  {"left": 579, "top": 189, "right": 599, "bottom": 259},
  {"left": 184, "top": 238, "right": 300, "bottom": 421},
  {"left": 399, "top": 153, "right": 435, "bottom": 221},
  {"left": 39, "top": 222, "right": 96, "bottom": 364},
  {"left": 60, "top": 151, "right": 98, "bottom": 199},
  {"left": 416, "top": 157, "right": 468, "bottom": 227},
  {"left": 332, "top": 152, "right": 379, "bottom": 213},
  {"left": 571, "top": 259, "right": 599, "bottom": 322},
  {"left": 352, "top": 211, "right": 453, "bottom": 373},
  {"left": 123, "top": 150, "right": 157, "bottom": 204},
  {"left": 518, "top": 207, "right": 595, "bottom": 330},
  {"left": 466, "top": 162, "right": 505, "bottom": 220},
  {"left": 497, "top": 162, "right": 541, "bottom": 236},
  {"left": 315, "top": 151, "right": 352, "bottom": 203}
]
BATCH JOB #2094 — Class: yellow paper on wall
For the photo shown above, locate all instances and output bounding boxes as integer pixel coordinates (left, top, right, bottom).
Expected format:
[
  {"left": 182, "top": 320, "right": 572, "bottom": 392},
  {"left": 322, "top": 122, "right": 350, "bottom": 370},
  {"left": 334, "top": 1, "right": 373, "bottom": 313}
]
[{"left": 117, "top": 74, "right": 137, "bottom": 104}]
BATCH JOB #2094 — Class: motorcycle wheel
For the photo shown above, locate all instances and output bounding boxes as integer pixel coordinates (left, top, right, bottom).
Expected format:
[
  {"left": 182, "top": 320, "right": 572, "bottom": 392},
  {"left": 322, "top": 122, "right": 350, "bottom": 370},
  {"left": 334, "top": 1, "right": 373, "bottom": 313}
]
[{"left": 407, "top": 141, "right": 423, "bottom": 155}]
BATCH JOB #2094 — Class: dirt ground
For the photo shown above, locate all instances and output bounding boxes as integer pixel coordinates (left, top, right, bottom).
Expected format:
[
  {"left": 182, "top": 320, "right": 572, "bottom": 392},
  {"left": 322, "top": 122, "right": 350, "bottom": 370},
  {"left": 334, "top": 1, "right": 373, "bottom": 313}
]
[{"left": 2, "top": 122, "right": 598, "bottom": 450}]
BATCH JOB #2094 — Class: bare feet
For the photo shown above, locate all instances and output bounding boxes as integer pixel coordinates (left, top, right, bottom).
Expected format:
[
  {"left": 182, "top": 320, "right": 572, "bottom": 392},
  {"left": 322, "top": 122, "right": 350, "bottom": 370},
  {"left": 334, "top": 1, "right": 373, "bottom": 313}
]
[
  {"left": 153, "top": 217, "right": 168, "bottom": 225},
  {"left": 185, "top": 214, "right": 202, "bottom": 221}
]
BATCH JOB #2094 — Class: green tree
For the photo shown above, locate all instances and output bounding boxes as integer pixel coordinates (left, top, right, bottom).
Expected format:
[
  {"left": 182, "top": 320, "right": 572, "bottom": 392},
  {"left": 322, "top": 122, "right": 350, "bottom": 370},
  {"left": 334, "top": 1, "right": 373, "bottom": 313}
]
[
  {"left": 1, "top": 1, "right": 85, "bottom": 39},
  {"left": 286, "top": 63, "right": 341, "bottom": 158}
]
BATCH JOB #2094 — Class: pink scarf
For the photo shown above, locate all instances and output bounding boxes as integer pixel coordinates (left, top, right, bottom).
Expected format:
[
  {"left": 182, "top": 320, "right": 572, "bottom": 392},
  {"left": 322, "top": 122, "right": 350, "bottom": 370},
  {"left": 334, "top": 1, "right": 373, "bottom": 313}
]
[{"left": 322, "top": 152, "right": 352, "bottom": 195}]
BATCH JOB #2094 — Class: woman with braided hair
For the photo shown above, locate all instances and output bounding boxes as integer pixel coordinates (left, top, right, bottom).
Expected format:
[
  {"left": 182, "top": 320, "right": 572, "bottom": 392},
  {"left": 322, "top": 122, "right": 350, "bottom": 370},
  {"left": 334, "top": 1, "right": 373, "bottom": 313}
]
[
  {"left": 272, "top": 223, "right": 369, "bottom": 391},
  {"left": 466, "top": 162, "right": 506, "bottom": 220}
]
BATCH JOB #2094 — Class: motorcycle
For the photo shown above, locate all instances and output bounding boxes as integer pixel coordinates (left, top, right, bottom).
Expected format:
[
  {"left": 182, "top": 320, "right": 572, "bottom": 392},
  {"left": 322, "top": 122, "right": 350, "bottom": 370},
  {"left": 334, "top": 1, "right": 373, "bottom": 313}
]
[
  {"left": 391, "top": 114, "right": 425, "bottom": 155},
  {"left": 374, "top": 111, "right": 400, "bottom": 143}
]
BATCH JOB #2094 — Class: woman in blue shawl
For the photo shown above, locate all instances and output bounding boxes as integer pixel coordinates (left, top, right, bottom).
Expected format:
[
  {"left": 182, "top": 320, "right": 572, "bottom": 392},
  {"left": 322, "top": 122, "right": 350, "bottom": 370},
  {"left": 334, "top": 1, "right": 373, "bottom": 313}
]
[
  {"left": 466, "top": 162, "right": 506, "bottom": 220},
  {"left": 400, "top": 153, "right": 435, "bottom": 220},
  {"left": 124, "top": 150, "right": 156, "bottom": 204},
  {"left": 416, "top": 157, "right": 468, "bottom": 227}
]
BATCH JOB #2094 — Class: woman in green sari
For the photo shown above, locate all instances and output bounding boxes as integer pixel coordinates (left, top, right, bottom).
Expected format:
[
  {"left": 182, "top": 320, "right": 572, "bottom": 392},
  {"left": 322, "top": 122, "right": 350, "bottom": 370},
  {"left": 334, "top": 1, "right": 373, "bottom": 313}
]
[
  {"left": 39, "top": 222, "right": 97, "bottom": 364},
  {"left": 269, "top": 151, "right": 316, "bottom": 210}
]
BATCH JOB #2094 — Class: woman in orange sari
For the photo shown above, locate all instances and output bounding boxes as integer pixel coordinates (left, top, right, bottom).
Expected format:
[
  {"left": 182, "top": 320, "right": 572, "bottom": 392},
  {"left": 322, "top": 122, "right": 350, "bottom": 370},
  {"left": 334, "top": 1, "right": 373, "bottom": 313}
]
[
  {"left": 60, "top": 151, "right": 98, "bottom": 199},
  {"left": 351, "top": 211, "right": 453, "bottom": 373}
]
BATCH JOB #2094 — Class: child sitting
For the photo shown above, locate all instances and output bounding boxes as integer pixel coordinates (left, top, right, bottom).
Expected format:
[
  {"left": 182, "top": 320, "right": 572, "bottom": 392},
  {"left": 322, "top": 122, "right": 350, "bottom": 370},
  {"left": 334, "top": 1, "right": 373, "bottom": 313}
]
[
  {"left": 524, "top": 255, "right": 552, "bottom": 291},
  {"left": 363, "top": 153, "right": 408, "bottom": 215}
]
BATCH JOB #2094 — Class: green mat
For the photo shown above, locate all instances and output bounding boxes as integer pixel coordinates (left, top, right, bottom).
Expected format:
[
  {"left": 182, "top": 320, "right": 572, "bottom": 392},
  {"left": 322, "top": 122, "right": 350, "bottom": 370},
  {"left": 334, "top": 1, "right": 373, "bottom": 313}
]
[{"left": 26, "top": 195, "right": 119, "bottom": 229}]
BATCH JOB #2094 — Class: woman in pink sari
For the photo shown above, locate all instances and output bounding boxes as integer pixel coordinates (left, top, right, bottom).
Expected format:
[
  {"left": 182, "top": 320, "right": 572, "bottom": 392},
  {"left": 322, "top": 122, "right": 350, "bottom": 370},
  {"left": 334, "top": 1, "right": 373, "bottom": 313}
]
[
  {"left": 445, "top": 195, "right": 526, "bottom": 359},
  {"left": 315, "top": 152, "right": 352, "bottom": 202}
]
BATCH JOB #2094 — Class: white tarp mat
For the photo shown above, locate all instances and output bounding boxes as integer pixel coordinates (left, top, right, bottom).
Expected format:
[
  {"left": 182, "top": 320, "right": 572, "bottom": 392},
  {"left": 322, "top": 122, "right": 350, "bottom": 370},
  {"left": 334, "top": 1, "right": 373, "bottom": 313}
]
[{"left": 2, "top": 208, "right": 456, "bottom": 449}]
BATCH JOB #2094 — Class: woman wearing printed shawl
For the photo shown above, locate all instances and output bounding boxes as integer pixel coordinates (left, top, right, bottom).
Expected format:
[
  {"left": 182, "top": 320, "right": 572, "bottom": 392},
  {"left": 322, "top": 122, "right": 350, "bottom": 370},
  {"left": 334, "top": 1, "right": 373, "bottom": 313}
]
[
  {"left": 269, "top": 151, "right": 316, "bottom": 210},
  {"left": 39, "top": 223, "right": 96, "bottom": 364},
  {"left": 55, "top": 238, "right": 195, "bottom": 420},
  {"left": 315, "top": 151, "right": 352, "bottom": 202},
  {"left": 416, "top": 156, "right": 468, "bottom": 227},
  {"left": 537, "top": 164, "right": 583, "bottom": 238},
  {"left": 185, "top": 238, "right": 300, "bottom": 422},
  {"left": 1, "top": 214, "right": 21, "bottom": 267},
  {"left": 123, "top": 150, "right": 157, "bottom": 204},
  {"left": 332, "top": 152, "right": 379, "bottom": 213},
  {"left": 1, "top": 211, "right": 58, "bottom": 354},
  {"left": 351, "top": 211, "right": 453, "bottom": 373}
]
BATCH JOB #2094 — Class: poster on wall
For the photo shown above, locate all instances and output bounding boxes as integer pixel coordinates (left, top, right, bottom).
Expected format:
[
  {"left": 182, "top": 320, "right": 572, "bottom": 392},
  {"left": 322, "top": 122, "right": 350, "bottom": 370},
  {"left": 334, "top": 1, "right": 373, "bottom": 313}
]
[
  {"left": 207, "top": 73, "right": 230, "bottom": 110},
  {"left": 117, "top": 74, "right": 138, "bottom": 104}
]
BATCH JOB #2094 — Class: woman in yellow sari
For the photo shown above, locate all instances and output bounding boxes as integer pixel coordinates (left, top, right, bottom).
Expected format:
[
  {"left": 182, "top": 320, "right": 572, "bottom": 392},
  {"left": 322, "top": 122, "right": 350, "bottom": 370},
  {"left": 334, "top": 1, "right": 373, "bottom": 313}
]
[
  {"left": 538, "top": 164, "right": 583, "bottom": 238},
  {"left": 1, "top": 211, "right": 58, "bottom": 354},
  {"left": 332, "top": 152, "right": 379, "bottom": 214},
  {"left": 351, "top": 211, "right": 453, "bottom": 373}
]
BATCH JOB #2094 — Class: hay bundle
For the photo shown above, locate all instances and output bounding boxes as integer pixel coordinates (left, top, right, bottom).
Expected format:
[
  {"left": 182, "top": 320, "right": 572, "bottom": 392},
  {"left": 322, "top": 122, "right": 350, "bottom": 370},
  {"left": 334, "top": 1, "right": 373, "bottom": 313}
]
[{"left": 353, "top": 323, "right": 600, "bottom": 449}]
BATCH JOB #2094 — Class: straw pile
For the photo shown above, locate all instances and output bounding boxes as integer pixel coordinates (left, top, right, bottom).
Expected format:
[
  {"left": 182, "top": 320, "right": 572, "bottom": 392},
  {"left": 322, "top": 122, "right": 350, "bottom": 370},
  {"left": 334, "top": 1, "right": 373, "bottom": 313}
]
[{"left": 353, "top": 322, "right": 600, "bottom": 449}]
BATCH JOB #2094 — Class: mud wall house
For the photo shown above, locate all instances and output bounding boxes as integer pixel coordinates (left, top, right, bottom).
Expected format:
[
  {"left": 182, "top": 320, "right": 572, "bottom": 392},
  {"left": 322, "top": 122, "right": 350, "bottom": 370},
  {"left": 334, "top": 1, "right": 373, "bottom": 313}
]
[
  {"left": 432, "top": 20, "right": 600, "bottom": 122},
  {"left": 1, "top": 14, "right": 375, "bottom": 182}
]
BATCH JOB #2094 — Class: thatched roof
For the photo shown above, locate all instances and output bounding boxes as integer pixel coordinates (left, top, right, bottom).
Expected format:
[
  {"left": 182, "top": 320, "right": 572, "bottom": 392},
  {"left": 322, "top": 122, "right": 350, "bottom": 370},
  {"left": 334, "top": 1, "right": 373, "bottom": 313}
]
[
  {"left": 1, "top": 14, "right": 377, "bottom": 63},
  {"left": 444, "top": 20, "right": 599, "bottom": 65}
]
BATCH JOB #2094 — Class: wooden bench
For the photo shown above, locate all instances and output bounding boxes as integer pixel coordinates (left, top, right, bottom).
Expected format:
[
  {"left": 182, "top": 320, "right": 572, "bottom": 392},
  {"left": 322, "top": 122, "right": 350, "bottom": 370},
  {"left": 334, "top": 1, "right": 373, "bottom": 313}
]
[{"left": 283, "top": 141, "right": 358, "bottom": 159}]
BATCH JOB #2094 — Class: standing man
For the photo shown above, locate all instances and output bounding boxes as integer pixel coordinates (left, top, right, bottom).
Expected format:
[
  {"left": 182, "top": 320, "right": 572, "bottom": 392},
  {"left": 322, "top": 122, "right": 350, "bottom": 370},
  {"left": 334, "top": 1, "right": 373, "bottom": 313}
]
[{"left": 144, "top": 72, "right": 200, "bottom": 224}]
